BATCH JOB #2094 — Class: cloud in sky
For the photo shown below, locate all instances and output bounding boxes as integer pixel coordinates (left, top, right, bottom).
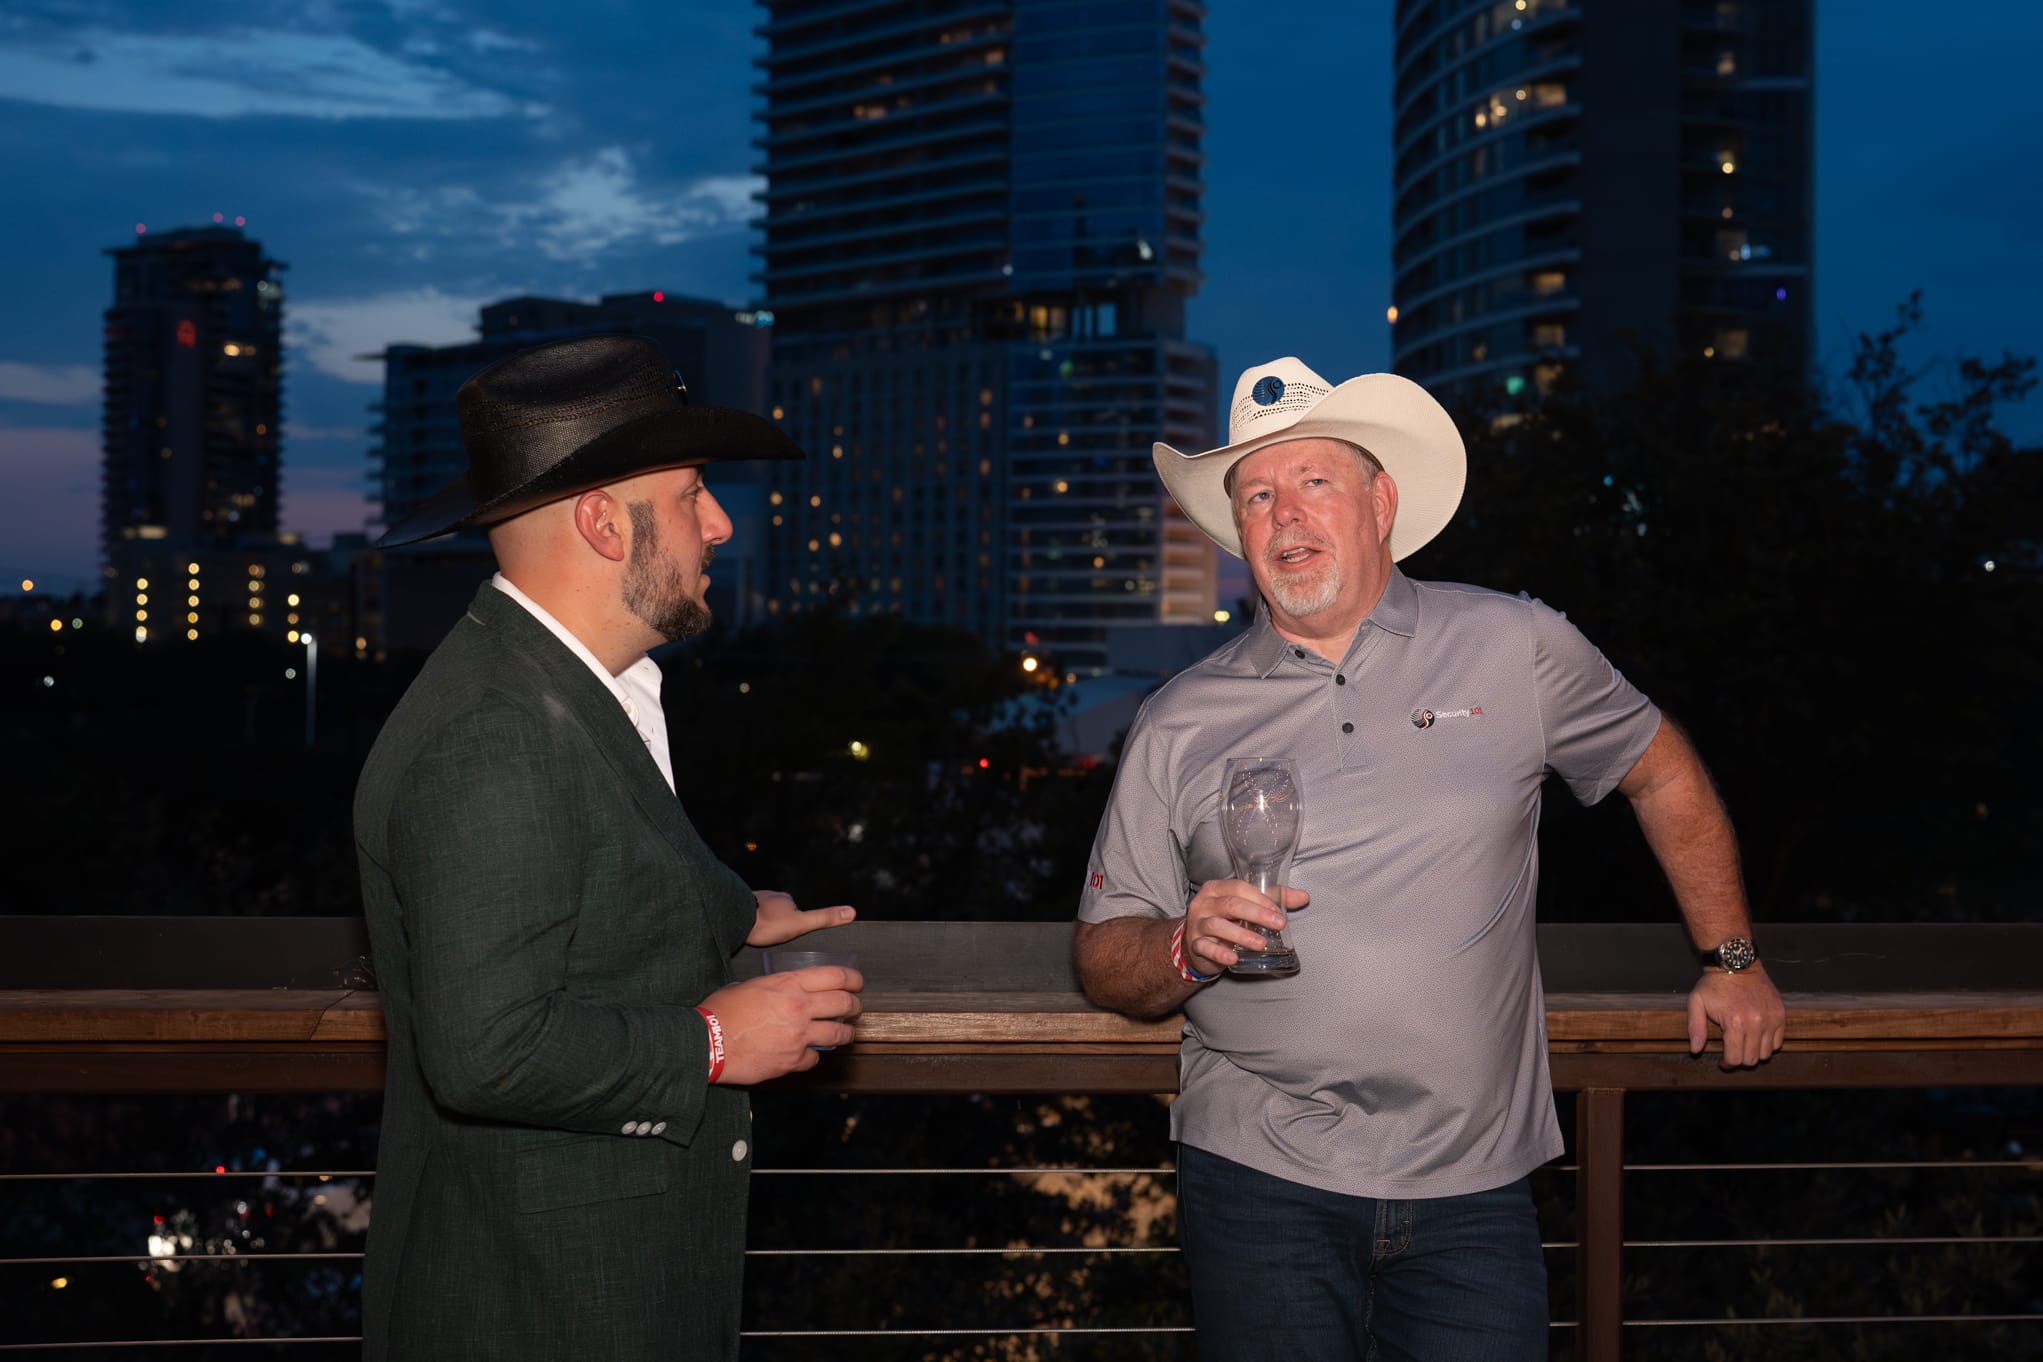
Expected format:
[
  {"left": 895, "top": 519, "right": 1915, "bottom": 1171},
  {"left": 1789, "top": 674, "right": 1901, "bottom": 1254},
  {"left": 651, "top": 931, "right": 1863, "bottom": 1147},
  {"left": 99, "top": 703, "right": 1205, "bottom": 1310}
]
[
  {"left": 0, "top": 26, "right": 538, "bottom": 121},
  {"left": 358, "top": 150, "right": 760, "bottom": 265},
  {"left": 524, "top": 155, "right": 758, "bottom": 261},
  {"left": 0, "top": 363, "right": 98, "bottom": 405},
  {"left": 287, "top": 287, "right": 490, "bottom": 385}
]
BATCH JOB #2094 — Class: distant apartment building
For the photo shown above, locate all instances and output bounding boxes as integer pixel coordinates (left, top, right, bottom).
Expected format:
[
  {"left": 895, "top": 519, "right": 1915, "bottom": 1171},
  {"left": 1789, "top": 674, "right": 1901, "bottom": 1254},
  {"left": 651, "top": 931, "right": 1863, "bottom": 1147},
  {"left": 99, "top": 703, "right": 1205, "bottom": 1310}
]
[
  {"left": 96, "top": 224, "right": 359, "bottom": 655},
  {"left": 756, "top": 0, "right": 1218, "bottom": 675},
  {"left": 367, "top": 292, "right": 774, "bottom": 651},
  {"left": 1390, "top": 0, "right": 1813, "bottom": 401},
  {"left": 99, "top": 226, "right": 290, "bottom": 636}
]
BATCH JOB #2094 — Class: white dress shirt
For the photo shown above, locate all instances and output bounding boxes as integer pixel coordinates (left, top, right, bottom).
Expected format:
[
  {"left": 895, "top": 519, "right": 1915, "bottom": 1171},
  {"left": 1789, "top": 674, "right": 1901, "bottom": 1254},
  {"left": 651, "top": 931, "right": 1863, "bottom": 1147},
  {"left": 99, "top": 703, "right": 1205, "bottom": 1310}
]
[{"left": 491, "top": 573, "right": 674, "bottom": 793}]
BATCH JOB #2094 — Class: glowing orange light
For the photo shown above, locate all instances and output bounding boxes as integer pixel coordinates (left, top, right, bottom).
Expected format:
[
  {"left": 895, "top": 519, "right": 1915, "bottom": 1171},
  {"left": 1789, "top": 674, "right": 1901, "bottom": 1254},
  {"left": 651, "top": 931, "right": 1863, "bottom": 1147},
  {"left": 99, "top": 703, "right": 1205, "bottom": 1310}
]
[
  {"left": 176, "top": 320, "right": 197, "bottom": 349},
  {"left": 977, "top": 758, "right": 990, "bottom": 770}
]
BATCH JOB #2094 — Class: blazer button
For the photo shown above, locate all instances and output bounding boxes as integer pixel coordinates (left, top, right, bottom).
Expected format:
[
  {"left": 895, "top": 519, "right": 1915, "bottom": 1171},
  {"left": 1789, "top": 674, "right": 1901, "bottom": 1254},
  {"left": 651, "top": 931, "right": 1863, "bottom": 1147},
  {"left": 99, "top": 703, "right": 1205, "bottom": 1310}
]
[
  {"left": 651, "top": 1121, "right": 668, "bottom": 1135},
  {"left": 635, "top": 1121, "right": 654, "bottom": 1136},
  {"left": 731, "top": 1139, "right": 749, "bottom": 1162},
  {"left": 621, "top": 1121, "right": 638, "bottom": 1135}
]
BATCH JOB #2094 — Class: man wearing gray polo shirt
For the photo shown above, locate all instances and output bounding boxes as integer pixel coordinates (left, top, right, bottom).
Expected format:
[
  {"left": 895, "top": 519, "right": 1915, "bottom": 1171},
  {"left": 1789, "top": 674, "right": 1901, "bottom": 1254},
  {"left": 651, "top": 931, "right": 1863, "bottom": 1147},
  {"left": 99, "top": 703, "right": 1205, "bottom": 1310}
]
[{"left": 1075, "top": 358, "right": 1786, "bottom": 1360}]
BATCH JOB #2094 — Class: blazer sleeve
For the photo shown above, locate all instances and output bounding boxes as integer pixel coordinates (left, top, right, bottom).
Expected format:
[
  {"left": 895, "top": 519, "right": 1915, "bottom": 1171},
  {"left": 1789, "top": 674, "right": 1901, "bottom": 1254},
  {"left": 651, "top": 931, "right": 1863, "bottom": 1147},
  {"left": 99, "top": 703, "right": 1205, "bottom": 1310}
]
[{"left": 382, "top": 696, "right": 718, "bottom": 1147}]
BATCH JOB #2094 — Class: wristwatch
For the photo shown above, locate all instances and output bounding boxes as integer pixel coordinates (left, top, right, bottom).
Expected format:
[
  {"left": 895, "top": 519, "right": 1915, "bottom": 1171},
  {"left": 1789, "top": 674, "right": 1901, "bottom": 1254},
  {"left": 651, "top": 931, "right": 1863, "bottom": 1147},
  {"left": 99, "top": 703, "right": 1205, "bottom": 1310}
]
[{"left": 1697, "top": 936, "right": 1758, "bottom": 973}]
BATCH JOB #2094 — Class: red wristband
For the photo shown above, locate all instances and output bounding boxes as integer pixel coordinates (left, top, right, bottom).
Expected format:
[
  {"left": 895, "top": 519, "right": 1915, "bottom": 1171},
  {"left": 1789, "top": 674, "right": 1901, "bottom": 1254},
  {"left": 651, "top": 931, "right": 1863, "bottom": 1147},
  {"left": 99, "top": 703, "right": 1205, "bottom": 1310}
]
[
  {"left": 1171, "top": 920, "right": 1218, "bottom": 983},
  {"left": 695, "top": 1006, "right": 726, "bottom": 1084}
]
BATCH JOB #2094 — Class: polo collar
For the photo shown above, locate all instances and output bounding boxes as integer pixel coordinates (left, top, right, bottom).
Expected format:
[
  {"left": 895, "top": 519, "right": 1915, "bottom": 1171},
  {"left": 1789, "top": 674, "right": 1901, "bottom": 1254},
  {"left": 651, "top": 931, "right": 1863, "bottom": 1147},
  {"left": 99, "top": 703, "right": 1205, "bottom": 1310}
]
[{"left": 1240, "top": 568, "right": 1420, "bottom": 677}]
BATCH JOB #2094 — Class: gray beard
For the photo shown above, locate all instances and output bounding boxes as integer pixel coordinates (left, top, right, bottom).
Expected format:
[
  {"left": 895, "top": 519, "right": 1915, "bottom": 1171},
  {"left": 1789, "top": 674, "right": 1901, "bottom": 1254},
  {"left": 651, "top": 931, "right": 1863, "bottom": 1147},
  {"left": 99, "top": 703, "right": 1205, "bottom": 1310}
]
[
  {"left": 623, "top": 500, "right": 712, "bottom": 642},
  {"left": 1265, "top": 563, "right": 1340, "bottom": 617}
]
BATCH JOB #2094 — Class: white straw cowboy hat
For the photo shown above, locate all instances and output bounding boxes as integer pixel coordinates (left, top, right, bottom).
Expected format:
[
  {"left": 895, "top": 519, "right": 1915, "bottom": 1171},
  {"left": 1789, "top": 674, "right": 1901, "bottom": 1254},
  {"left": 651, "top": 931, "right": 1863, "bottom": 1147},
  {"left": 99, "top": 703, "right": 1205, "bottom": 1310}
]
[{"left": 1154, "top": 357, "right": 1467, "bottom": 560}]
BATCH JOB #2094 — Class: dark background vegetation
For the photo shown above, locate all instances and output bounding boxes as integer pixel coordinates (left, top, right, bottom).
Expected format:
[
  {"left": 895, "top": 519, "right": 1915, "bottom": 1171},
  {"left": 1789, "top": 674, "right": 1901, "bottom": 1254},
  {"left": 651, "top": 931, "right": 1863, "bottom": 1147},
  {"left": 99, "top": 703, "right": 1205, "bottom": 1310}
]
[{"left": 4, "top": 305, "right": 2038, "bottom": 1356}]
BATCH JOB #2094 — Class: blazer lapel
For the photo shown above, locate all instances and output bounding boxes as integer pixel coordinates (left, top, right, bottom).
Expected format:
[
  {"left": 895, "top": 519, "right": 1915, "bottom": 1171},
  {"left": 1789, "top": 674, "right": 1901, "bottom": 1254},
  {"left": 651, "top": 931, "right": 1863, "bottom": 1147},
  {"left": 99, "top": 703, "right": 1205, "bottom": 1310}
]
[{"left": 463, "top": 586, "right": 704, "bottom": 867}]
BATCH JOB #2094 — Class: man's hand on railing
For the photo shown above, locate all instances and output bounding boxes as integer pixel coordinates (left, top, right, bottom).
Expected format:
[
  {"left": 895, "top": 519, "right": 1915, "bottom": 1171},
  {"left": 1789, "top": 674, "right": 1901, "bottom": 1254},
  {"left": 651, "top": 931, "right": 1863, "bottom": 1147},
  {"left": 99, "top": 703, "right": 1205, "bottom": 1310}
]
[
  {"left": 1688, "top": 962, "right": 1787, "bottom": 1069},
  {"left": 746, "top": 888, "right": 857, "bottom": 948},
  {"left": 700, "top": 966, "right": 864, "bottom": 1083}
]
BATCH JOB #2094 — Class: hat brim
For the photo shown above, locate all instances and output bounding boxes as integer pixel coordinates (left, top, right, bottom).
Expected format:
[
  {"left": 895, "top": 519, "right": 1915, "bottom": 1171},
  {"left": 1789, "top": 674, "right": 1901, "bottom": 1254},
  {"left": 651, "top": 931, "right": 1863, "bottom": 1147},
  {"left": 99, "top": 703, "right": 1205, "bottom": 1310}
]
[
  {"left": 379, "top": 404, "right": 804, "bottom": 547},
  {"left": 1152, "top": 372, "right": 1466, "bottom": 560}
]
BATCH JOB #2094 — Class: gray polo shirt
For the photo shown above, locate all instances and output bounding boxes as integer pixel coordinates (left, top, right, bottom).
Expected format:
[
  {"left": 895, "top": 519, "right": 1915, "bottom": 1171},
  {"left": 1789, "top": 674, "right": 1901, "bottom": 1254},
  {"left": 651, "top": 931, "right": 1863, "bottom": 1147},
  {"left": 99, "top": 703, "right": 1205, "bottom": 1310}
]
[{"left": 1078, "top": 569, "right": 1661, "bottom": 1199}]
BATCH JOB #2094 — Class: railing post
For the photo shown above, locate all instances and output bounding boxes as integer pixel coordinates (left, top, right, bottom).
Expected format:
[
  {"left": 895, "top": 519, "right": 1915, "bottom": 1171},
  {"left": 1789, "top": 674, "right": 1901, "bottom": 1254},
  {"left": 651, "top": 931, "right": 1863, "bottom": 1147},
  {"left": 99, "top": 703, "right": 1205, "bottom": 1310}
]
[{"left": 1578, "top": 1086, "right": 1624, "bottom": 1362}]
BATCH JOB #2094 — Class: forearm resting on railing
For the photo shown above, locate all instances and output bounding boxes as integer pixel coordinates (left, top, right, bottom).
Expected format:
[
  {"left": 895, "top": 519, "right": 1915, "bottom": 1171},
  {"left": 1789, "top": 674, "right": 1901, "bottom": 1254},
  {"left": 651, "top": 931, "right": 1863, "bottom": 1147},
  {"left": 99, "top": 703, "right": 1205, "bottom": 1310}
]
[{"left": 1073, "top": 917, "right": 1202, "bottom": 1019}]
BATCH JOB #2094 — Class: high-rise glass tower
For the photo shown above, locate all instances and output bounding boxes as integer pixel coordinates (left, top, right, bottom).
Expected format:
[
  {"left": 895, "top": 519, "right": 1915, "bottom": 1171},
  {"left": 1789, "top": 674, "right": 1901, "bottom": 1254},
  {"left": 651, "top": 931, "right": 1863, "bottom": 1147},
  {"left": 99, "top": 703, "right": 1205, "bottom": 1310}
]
[
  {"left": 102, "top": 227, "right": 286, "bottom": 558},
  {"left": 1390, "top": 0, "right": 1812, "bottom": 401},
  {"left": 100, "top": 226, "right": 306, "bottom": 644},
  {"left": 756, "top": 0, "right": 1217, "bottom": 674}
]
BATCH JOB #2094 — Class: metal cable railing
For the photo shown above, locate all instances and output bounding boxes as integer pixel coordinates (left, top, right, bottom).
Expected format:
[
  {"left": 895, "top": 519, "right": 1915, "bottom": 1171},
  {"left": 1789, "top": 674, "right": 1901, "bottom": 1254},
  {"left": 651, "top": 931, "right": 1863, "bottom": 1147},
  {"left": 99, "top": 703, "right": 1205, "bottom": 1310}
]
[{"left": 5, "top": 1164, "right": 2040, "bottom": 1350}]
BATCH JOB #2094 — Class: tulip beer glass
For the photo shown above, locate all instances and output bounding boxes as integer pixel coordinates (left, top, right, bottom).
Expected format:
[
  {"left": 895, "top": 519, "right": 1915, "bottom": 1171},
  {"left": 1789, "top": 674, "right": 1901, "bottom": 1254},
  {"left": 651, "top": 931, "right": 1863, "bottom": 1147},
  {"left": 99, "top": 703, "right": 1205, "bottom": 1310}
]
[{"left": 1219, "top": 757, "right": 1302, "bottom": 976}]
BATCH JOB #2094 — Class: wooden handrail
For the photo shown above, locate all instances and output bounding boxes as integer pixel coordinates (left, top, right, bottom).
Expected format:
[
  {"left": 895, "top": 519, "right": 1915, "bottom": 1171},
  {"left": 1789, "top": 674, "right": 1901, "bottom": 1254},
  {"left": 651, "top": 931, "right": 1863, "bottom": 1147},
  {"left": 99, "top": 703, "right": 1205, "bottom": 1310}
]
[{"left": 4, "top": 919, "right": 2040, "bottom": 1362}]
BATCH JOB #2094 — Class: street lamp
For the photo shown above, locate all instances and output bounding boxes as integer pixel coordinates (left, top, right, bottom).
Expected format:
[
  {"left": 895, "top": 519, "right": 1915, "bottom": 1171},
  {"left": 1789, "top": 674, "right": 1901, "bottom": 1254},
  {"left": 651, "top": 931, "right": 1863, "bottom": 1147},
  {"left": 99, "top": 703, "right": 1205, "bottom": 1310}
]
[{"left": 303, "top": 632, "right": 318, "bottom": 750}]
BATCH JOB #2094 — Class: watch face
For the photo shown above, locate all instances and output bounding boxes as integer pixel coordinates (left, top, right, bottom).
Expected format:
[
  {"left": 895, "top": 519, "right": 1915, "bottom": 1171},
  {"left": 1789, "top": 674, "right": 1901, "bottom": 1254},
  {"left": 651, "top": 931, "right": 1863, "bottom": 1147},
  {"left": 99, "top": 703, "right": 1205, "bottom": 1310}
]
[{"left": 1718, "top": 937, "right": 1757, "bottom": 972}]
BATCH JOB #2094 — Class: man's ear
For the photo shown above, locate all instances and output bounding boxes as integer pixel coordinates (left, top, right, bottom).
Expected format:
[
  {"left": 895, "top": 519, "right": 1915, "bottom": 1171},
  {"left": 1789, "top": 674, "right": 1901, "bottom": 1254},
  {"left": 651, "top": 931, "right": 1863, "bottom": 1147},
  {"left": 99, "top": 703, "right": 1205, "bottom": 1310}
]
[
  {"left": 573, "top": 489, "right": 628, "bottom": 563},
  {"left": 1371, "top": 470, "right": 1400, "bottom": 548}
]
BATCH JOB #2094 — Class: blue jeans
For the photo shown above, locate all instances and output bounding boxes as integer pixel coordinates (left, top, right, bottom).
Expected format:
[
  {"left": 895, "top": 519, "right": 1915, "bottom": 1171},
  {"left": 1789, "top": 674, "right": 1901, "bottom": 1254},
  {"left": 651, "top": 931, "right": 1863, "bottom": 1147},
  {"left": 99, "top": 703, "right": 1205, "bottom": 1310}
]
[{"left": 1176, "top": 1143, "right": 1549, "bottom": 1362}]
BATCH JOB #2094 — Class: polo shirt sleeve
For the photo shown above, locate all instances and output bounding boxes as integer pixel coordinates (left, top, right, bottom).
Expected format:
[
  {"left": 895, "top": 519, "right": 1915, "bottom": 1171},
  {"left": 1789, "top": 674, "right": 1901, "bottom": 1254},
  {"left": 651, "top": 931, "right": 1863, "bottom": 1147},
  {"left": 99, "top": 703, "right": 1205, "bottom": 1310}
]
[
  {"left": 1077, "top": 700, "right": 1188, "bottom": 924},
  {"left": 1529, "top": 598, "right": 1662, "bottom": 805}
]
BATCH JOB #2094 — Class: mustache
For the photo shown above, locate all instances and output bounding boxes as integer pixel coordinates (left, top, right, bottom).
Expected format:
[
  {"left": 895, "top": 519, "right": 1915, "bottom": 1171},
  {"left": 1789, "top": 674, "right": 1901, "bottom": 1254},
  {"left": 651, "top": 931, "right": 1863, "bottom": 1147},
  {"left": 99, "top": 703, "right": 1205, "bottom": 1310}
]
[
  {"left": 700, "top": 545, "right": 716, "bottom": 571},
  {"left": 1265, "top": 532, "right": 1327, "bottom": 561}
]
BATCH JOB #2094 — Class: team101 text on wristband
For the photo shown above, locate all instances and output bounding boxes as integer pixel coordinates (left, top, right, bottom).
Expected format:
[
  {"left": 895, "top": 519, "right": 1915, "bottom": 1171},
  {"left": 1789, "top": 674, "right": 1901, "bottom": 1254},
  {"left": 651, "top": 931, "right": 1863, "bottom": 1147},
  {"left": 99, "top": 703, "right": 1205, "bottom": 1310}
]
[
  {"left": 1171, "top": 920, "right": 1218, "bottom": 983},
  {"left": 695, "top": 1006, "right": 726, "bottom": 1084}
]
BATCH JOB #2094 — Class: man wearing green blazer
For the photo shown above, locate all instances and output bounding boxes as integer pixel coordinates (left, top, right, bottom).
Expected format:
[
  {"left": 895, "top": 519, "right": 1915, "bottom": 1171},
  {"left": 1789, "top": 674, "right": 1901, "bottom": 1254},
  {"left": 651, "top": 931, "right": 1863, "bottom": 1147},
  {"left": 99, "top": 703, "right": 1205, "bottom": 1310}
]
[{"left": 356, "top": 335, "right": 863, "bottom": 1360}]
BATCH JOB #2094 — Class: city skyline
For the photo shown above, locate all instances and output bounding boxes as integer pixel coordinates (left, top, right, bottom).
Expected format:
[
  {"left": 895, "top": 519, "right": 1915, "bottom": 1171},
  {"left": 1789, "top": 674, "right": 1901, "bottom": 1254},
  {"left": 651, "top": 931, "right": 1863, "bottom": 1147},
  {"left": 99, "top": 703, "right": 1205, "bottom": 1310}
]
[{"left": 4, "top": 0, "right": 2040, "bottom": 595}]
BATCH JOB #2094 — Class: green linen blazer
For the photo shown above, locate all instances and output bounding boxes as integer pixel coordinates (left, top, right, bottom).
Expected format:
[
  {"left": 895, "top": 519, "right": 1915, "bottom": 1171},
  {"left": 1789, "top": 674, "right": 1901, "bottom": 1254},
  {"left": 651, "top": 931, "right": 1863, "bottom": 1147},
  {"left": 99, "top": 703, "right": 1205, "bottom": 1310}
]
[{"left": 354, "top": 582, "right": 759, "bottom": 1361}]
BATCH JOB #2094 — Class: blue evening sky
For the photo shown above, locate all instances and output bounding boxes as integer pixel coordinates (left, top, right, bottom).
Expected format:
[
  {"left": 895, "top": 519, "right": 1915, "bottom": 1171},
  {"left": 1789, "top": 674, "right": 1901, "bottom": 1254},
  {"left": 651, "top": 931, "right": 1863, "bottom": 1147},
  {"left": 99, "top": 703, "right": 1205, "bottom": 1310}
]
[{"left": 2, "top": 1, "right": 2037, "bottom": 593}]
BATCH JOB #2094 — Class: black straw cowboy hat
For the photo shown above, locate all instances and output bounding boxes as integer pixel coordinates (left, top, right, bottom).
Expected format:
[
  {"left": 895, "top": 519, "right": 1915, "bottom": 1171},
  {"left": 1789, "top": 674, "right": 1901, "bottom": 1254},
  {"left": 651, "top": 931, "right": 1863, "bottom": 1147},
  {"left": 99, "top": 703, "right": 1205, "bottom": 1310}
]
[{"left": 379, "top": 333, "right": 805, "bottom": 547}]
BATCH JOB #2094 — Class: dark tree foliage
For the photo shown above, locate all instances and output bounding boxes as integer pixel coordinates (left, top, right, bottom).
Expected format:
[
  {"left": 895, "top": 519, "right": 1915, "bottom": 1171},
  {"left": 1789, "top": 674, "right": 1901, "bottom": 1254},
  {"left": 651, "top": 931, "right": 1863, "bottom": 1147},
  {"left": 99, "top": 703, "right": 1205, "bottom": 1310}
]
[
  {"left": 1, "top": 629, "right": 412, "bottom": 916},
  {"left": 1420, "top": 298, "right": 2042, "bottom": 924},
  {"left": 661, "top": 606, "right": 1113, "bottom": 923}
]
